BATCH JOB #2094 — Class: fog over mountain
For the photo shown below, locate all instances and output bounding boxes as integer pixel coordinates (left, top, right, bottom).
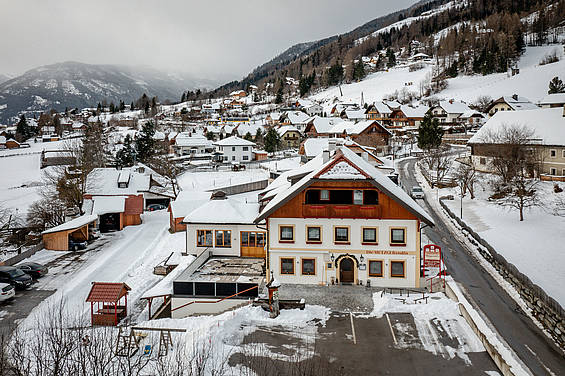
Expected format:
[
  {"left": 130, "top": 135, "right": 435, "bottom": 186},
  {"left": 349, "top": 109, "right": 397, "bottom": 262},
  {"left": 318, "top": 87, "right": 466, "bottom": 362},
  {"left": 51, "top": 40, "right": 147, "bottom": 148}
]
[{"left": 0, "top": 62, "right": 221, "bottom": 123}]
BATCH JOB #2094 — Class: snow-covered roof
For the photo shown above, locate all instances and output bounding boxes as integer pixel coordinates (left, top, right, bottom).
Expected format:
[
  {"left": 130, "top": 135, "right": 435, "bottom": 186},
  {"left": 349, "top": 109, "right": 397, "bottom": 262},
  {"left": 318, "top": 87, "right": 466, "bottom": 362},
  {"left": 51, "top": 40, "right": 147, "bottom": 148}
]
[
  {"left": 169, "top": 191, "right": 211, "bottom": 218},
  {"left": 214, "top": 135, "right": 255, "bottom": 147},
  {"left": 306, "top": 116, "right": 338, "bottom": 133},
  {"left": 384, "top": 100, "right": 401, "bottom": 109},
  {"left": 256, "top": 147, "right": 433, "bottom": 225},
  {"left": 344, "top": 109, "right": 366, "bottom": 120},
  {"left": 459, "top": 110, "right": 484, "bottom": 119},
  {"left": 268, "top": 112, "right": 282, "bottom": 121},
  {"left": 495, "top": 96, "right": 539, "bottom": 111},
  {"left": 297, "top": 99, "right": 315, "bottom": 108},
  {"left": 153, "top": 131, "right": 166, "bottom": 141},
  {"left": 539, "top": 93, "right": 565, "bottom": 105},
  {"left": 276, "top": 125, "right": 300, "bottom": 137},
  {"left": 182, "top": 197, "right": 259, "bottom": 224},
  {"left": 235, "top": 123, "right": 265, "bottom": 137},
  {"left": 401, "top": 105, "right": 428, "bottom": 118},
  {"left": 175, "top": 133, "right": 213, "bottom": 148},
  {"left": 42, "top": 214, "right": 98, "bottom": 235},
  {"left": 371, "top": 102, "right": 393, "bottom": 114},
  {"left": 410, "top": 52, "right": 430, "bottom": 59},
  {"left": 468, "top": 107, "right": 565, "bottom": 146},
  {"left": 285, "top": 111, "right": 310, "bottom": 124},
  {"left": 86, "top": 167, "right": 150, "bottom": 195},
  {"left": 92, "top": 196, "right": 126, "bottom": 215},
  {"left": 85, "top": 164, "right": 173, "bottom": 197},
  {"left": 438, "top": 100, "right": 471, "bottom": 114}
]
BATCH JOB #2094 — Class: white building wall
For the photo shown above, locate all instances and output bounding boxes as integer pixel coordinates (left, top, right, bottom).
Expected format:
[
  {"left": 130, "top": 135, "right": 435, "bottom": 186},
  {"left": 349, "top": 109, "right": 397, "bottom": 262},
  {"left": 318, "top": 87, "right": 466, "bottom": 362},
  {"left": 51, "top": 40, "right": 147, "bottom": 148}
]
[
  {"left": 218, "top": 145, "right": 253, "bottom": 163},
  {"left": 267, "top": 217, "right": 420, "bottom": 288},
  {"left": 186, "top": 223, "right": 263, "bottom": 256}
]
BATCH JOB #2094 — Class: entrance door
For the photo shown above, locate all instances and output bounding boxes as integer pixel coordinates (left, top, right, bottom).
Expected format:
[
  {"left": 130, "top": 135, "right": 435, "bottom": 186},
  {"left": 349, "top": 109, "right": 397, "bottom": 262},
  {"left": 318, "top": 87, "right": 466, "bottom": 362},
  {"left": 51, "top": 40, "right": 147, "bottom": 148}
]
[
  {"left": 240, "top": 231, "right": 266, "bottom": 257},
  {"left": 340, "top": 258, "right": 354, "bottom": 284}
]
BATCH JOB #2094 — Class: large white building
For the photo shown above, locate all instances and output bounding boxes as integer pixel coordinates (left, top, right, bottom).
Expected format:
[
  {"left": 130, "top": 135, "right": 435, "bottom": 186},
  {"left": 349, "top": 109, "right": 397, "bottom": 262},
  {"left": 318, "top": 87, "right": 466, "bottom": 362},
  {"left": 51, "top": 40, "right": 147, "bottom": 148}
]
[
  {"left": 214, "top": 135, "right": 255, "bottom": 163},
  {"left": 255, "top": 147, "right": 434, "bottom": 288}
]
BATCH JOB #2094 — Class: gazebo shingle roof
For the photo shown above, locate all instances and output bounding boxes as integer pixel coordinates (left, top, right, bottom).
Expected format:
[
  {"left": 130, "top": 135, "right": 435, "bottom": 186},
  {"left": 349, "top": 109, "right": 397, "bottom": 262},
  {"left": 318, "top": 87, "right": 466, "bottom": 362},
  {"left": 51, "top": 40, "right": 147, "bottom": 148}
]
[{"left": 86, "top": 282, "right": 131, "bottom": 303}]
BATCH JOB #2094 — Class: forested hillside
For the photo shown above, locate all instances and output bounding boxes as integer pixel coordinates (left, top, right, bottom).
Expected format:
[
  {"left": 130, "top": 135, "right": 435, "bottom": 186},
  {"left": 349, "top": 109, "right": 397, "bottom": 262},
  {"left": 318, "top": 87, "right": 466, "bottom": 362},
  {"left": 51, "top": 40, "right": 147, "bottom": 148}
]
[{"left": 211, "top": 0, "right": 565, "bottom": 98}]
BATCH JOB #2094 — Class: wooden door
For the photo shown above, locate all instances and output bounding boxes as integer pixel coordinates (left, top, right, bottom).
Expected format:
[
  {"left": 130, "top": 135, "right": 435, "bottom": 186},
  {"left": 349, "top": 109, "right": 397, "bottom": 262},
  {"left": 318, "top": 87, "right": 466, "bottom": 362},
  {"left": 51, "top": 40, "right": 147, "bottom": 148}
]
[
  {"left": 340, "top": 258, "right": 354, "bottom": 283},
  {"left": 240, "top": 231, "right": 266, "bottom": 257}
]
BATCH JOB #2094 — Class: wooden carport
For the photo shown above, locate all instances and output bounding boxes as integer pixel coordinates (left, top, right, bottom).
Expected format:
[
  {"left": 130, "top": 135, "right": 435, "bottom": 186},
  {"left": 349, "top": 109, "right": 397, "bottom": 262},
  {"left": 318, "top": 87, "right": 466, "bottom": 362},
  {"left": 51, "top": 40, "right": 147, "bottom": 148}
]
[
  {"left": 41, "top": 214, "right": 98, "bottom": 251},
  {"left": 86, "top": 282, "right": 131, "bottom": 326}
]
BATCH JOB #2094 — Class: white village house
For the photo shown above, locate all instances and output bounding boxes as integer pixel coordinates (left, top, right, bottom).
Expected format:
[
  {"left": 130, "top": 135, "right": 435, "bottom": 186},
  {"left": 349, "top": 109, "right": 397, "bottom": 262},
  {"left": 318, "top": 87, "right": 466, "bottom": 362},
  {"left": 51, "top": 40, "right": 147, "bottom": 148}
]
[
  {"left": 214, "top": 135, "right": 255, "bottom": 163},
  {"left": 255, "top": 147, "right": 434, "bottom": 288}
]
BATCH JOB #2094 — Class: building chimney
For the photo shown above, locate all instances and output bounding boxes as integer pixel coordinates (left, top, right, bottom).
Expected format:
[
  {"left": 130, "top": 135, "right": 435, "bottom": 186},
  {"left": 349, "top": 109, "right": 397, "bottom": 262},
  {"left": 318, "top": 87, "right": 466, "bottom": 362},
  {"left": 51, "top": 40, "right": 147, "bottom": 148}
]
[
  {"left": 362, "top": 152, "right": 369, "bottom": 162},
  {"left": 512, "top": 94, "right": 518, "bottom": 101},
  {"left": 328, "top": 140, "right": 337, "bottom": 153},
  {"left": 322, "top": 149, "right": 330, "bottom": 163}
]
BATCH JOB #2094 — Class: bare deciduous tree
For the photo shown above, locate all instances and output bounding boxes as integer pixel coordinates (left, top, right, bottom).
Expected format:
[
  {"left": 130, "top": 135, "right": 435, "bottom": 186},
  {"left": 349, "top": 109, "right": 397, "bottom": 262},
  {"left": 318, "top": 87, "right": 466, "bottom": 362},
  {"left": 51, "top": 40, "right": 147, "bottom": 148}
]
[
  {"left": 454, "top": 160, "right": 477, "bottom": 199},
  {"left": 26, "top": 197, "right": 67, "bottom": 232},
  {"left": 480, "top": 124, "right": 543, "bottom": 221},
  {"left": 479, "top": 124, "right": 541, "bottom": 183}
]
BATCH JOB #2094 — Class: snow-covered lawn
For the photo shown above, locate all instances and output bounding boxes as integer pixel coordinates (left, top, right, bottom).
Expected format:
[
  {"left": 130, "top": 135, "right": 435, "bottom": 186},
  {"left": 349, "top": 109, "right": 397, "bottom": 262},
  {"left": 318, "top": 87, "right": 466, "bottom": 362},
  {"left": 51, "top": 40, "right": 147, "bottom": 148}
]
[
  {"left": 422, "top": 165, "right": 565, "bottom": 307},
  {"left": 0, "top": 139, "right": 68, "bottom": 215}
]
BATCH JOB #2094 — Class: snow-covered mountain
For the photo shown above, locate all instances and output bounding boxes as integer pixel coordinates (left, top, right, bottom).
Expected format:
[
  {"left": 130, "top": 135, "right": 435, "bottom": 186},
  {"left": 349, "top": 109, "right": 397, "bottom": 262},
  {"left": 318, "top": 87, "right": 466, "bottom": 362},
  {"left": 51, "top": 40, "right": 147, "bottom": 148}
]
[
  {"left": 0, "top": 74, "right": 11, "bottom": 85},
  {"left": 0, "top": 62, "right": 221, "bottom": 123}
]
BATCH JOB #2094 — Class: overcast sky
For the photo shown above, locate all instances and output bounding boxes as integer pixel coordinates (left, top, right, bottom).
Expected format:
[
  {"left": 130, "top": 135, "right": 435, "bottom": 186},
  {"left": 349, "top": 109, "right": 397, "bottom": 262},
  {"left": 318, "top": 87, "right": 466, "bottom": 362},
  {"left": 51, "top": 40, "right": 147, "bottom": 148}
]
[{"left": 1, "top": 0, "right": 414, "bottom": 80}]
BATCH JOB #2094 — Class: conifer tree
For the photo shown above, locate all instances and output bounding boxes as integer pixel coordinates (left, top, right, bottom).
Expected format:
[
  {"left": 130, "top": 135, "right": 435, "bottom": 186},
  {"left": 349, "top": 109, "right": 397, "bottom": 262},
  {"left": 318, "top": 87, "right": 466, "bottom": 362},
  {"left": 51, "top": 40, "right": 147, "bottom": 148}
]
[
  {"left": 275, "top": 85, "right": 283, "bottom": 104},
  {"left": 548, "top": 76, "right": 565, "bottom": 94},
  {"left": 16, "top": 114, "right": 33, "bottom": 141},
  {"left": 135, "top": 121, "right": 156, "bottom": 163},
  {"left": 417, "top": 113, "right": 444, "bottom": 150},
  {"left": 264, "top": 128, "right": 281, "bottom": 153},
  {"left": 115, "top": 134, "right": 136, "bottom": 167}
]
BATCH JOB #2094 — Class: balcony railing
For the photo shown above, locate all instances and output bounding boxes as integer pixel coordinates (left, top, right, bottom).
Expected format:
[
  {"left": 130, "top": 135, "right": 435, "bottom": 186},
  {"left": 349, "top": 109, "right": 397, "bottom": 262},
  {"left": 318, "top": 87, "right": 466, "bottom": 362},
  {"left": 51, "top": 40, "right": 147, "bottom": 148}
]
[{"left": 302, "top": 204, "right": 380, "bottom": 218}]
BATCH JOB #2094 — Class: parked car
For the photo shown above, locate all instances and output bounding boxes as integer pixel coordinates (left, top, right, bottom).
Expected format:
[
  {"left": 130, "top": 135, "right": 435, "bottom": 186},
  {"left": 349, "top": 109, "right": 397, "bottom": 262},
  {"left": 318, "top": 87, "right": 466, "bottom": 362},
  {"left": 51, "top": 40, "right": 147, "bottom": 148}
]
[
  {"left": 0, "top": 283, "right": 15, "bottom": 302},
  {"left": 15, "top": 262, "right": 49, "bottom": 278},
  {"left": 89, "top": 228, "right": 100, "bottom": 241},
  {"left": 411, "top": 186, "right": 424, "bottom": 199},
  {"left": 0, "top": 266, "right": 33, "bottom": 289},
  {"left": 147, "top": 204, "right": 167, "bottom": 211},
  {"left": 69, "top": 239, "right": 87, "bottom": 251}
]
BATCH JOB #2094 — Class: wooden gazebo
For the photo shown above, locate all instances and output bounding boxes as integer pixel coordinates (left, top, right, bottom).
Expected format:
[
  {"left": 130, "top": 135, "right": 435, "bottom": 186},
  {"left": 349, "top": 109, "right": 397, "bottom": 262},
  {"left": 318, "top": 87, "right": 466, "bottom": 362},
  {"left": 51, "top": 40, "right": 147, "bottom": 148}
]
[{"left": 86, "top": 282, "right": 131, "bottom": 326}]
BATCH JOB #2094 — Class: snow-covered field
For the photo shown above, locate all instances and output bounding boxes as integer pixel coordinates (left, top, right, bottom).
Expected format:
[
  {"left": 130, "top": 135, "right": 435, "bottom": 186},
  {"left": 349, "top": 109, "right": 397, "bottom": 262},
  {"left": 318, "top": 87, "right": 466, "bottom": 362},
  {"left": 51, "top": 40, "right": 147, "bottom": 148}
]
[
  {"left": 311, "top": 45, "right": 565, "bottom": 105},
  {"left": 442, "top": 179, "right": 565, "bottom": 307},
  {"left": 0, "top": 139, "right": 68, "bottom": 216},
  {"left": 417, "top": 162, "right": 565, "bottom": 307},
  {"left": 310, "top": 62, "right": 433, "bottom": 105}
]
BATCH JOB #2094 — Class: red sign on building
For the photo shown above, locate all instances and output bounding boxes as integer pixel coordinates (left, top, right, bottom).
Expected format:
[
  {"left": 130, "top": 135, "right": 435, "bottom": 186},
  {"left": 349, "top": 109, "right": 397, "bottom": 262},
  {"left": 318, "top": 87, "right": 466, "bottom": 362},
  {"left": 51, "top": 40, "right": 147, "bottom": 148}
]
[{"left": 423, "top": 244, "right": 442, "bottom": 268}]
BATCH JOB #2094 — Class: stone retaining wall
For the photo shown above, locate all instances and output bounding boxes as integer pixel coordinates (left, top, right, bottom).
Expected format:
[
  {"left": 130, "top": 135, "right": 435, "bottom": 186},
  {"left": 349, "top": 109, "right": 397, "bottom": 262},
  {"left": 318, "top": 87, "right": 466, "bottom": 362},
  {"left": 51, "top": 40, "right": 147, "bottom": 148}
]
[{"left": 439, "top": 198, "right": 565, "bottom": 349}]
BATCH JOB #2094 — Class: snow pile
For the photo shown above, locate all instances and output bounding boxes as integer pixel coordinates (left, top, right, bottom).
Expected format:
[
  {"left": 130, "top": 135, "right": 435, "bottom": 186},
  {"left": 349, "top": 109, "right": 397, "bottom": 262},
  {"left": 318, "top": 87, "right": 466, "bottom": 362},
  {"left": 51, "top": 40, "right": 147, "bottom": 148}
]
[{"left": 131, "top": 304, "right": 331, "bottom": 370}]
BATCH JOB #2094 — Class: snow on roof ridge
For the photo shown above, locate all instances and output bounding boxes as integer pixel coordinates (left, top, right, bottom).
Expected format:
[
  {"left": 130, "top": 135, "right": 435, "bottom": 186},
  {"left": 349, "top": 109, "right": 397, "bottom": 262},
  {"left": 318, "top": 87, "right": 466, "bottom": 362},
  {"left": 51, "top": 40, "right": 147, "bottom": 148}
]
[{"left": 256, "top": 147, "right": 434, "bottom": 225}]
